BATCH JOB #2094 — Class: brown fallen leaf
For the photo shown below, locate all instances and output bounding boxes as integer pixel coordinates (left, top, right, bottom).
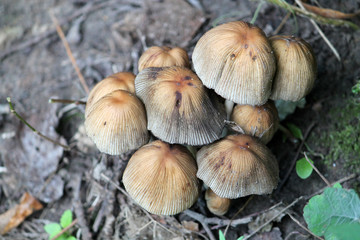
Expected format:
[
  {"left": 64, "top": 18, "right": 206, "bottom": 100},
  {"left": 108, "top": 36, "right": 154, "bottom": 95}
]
[
  {"left": 0, "top": 192, "right": 43, "bottom": 235},
  {"left": 302, "top": 2, "right": 360, "bottom": 19},
  {"left": 181, "top": 220, "right": 199, "bottom": 232}
]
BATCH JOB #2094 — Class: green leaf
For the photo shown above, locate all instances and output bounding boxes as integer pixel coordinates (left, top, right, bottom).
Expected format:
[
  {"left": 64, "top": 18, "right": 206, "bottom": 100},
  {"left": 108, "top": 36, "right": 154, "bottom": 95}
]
[
  {"left": 275, "top": 99, "right": 306, "bottom": 121},
  {"left": 328, "top": 222, "right": 360, "bottom": 240},
  {"left": 237, "top": 237, "right": 244, "bottom": 240},
  {"left": 303, "top": 186, "right": 360, "bottom": 238},
  {"left": 44, "top": 223, "right": 62, "bottom": 239},
  {"left": 286, "top": 123, "right": 303, "bottom": 140},
  {"left": 296, "top": 157, "right": 313, "bottom": 179},
  {"left": 60, "top": 210, "right": 73, "bottom": 228},
  {"left": 66, "top": 236, "right": 77, "bottom": 240},
  {"left": 219, "top": 230, "right": 226, "bottom": 240}
]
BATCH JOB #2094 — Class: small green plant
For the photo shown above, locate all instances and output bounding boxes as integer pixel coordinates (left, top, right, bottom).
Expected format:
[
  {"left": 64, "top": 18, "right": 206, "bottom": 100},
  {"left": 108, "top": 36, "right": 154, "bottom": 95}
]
[
  {"left": 352, "top": 79, "right": 360, "bottom": 95},
  {"left": 303, "top": 183, "right": 360, "bottom": 240},
  {"left": 219, "top": 230, "right": 244, "bottom": 240},
  {"left": 44, "top": 209, "right": 76, "bottom": 240},
  {"left": 295, "top": 157, "right": 314, "bottom": 179}
]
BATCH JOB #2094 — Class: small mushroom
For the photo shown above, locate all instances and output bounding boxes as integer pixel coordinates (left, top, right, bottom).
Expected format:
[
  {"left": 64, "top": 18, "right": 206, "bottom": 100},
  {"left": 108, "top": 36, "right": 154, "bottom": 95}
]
[
  {"left": 196, "top": 134, "right": 279, "bottom": 199},
  {"left": 230, "top": 101, "right": 279, "bottom": 144},
  {"left": 269, "top": 35, "right": 317, "bottom": 101},
  {"left": 205, "top": 188, "right": 231, "bottom": 216},
  {"left": 122, "top": 140, "right": 199, "bottom": 215},
  {"left": 85, "top": 72, "right": 136, "bottom": 117},
  {"left": 138, "top": 46, "right": 190, "bottom": 72},
  {"left": 192, "top": 21, "right": 276, "bottom": 106},
  {"left": 84, "top": 90, "right": 149, "bottom": 155},
  {"left": 135, "top": 66, "right": 226, "bottom": 146}
]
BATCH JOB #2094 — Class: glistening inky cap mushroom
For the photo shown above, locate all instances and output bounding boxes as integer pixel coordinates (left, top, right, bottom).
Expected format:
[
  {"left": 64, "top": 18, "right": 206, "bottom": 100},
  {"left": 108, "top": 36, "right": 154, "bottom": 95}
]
[
  {"left": 138, "top": 46, "right": 190, "bottom": 72},
  {"left": 135, "top": 66, "right": 226, "bottom": 146},
  {"left": 197, "top": 134, "right": 279, "bottom": 199},
  {"left": 122, "top": 140, "right": 199, "bottom": 215},
  {"left": 269, "top": 35, "right": 317, "bottom": 101},
  {"left": 192, "top": 21, "right": 276, "bottom": 105},
  {"left": 205, "top": 188, "right": 231, "bottom": 216},
  {"left": 85, "top": 90, "right": 149, "bottom": 155}
]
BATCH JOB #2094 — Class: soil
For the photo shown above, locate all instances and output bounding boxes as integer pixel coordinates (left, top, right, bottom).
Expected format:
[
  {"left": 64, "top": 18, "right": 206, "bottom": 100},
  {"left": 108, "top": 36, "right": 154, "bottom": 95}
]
[{"left": 1, "top": 0, "right": 360, "bottom": 240}]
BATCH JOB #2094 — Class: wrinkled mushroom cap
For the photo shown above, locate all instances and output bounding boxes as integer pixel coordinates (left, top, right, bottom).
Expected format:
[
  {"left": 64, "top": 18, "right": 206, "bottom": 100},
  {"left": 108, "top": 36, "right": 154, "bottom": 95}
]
[
  {"left": 135, "top": 66, "right": 226, "bottom": 146},
  {"left": 269, "top": 35, "right": 317, "bottom": 101},
  {"left": 197, "top": 134, "right": 279, "bottom": 199},
  {"left": 138, "top": 46, "right": 190, "bottom": 72},
  {"left": 85, "top": 72, "right": 136, "bottom": 117},
  {"left": 231, "top": 101, "right": 279, "bottom": 144},
  {"left": 205, "top": 188, "right": 231, "bottom": 216},
  {"left": 192, "top": 21, "right": 276, "bottom": 105},
  {"left": 122, "top": 140, "right": 199, "bottom": 215},
  {"left": 84, "top": 90, "right": 149, "bottom": 155}
]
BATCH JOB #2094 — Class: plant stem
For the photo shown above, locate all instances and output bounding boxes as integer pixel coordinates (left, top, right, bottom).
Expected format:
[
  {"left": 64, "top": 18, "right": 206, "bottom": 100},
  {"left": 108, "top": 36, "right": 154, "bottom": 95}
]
[
  {"left": 251, "top": 0, "right": 265, "bottom": 24},
  {"left": 304, "top": 152, "right": 331, "bottom": 187},
  {"left": 6, "top": 97, "right": 71, "bottom": 151},
  {"left": 49, "top": 98, "right": 86, "bottom": 105}
]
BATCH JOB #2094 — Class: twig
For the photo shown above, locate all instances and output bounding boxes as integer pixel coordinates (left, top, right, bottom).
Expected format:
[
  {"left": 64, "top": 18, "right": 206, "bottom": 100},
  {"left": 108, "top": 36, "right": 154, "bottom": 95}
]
[
  {"left": 6, "top": 97, "right": 71, "bottom": 151},
  {"left": 294, "top": 0, "right": 341, "bottom": 62},
  {"left": 49, "top": 12, "right": 90, "bottom": 94},
  {"left": 287, "top": 213, "right": 324, "bottom": 240},
  {"left": 304, "top": 152, "right": 331, "bottom": 187},
  {"left": 277, "top": 121, "right": 316, "bottom": 192},
  {"left": 273, "top": 11, "right": 291, "bottom": 35},
  {"left": 183, "top": 210, "right": 217, "bottom": 240},
  {"left": 243, "top": 196, "right": 304, "bottom": 240},
  {"left": 224, "top": 196, "right": 253, "bottom": 237},
  {"left": 49, "top": 98, "right": 86, "bottom": 105},
  {"left": 50, "top": 219, "right": 78, "bottom": 240}
]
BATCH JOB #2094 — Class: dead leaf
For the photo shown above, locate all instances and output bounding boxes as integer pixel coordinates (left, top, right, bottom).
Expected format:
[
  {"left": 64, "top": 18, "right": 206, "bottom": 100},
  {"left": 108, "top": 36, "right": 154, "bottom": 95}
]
[
  {"left": 302, "top": 2, "right": 360, "bottom": 19},
  {"left": 248, "top": 207, "right": 285, "bottom": 233},
  {"left": 251, "top": 227, "right": 283, "bottom": 240},
  {"left": 181, "top": 220, "right": 199, "bottom": 232},
  {"left": 0, "top": 192, "right": 43, "bottom": 235}
]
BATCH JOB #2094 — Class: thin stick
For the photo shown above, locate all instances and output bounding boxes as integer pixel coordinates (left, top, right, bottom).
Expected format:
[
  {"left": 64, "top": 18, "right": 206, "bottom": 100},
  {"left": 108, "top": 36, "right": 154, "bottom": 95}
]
[
  {"left": 6, "top": 97, "right": 71, "bottom": 151},
  {"left": 49, "top": 98, "right": 86, "bottom": 105},
  {"left": 224, "top": 196, "right": 253, "bottom": 237},
  {"left": 287, "top": 213, "right": 324, "bottom": 240},
  {"left": 277, "top": 121, "right": 316, "bottom": 191},
  {"left": 294, "top": 0, "right": 341, "bottom": 62},
  {"left": 49, "top": 12, "right": 90, "bottom": 94},
  {"left": 250, "top": 0, "right": 265, "bottom": 24},
  {"left": 273, "top": 11, "right": 291, "bottom": 35},
  {"left": 304, "top": 152, "right": 331, "bottom": 187},
  {"left": 50, "top": 219, "right": 78, "bottom": 240}
]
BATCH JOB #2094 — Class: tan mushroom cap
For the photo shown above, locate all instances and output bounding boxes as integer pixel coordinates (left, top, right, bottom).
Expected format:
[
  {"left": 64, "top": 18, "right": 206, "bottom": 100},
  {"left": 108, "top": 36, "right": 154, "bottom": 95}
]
[
  {"left": 231, "top": 101, "right": 279, "bottom": 144},
  {"left": 85, "top": 90, "right": 149, "bottom": 155},
  {"left": 205, "top": 188, "right": 231, "bottom": 216},
  {"left": 269, "top": 35, "right": 317, "bottom": 101},
  {"left": 196, "top": 134, "right": 279, "bottom": 199},
  {"left": 122, "top": 140, "right": 199, "bottom": 215},
  {"left": 135, "top": 66, "right": 226, "bottom": 146},
  {"left": 85, "top": 72, "right": 136, "bottom": 117},
  {"left": 138, "top": 46, "right": 190, "bottom": 72},
  {"left": 192, "top": 21, "right": 276, "bottom": 106}
]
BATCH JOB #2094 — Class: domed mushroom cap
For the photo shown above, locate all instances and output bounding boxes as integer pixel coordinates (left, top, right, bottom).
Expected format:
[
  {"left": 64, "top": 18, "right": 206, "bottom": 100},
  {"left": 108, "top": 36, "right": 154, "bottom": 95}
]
[
  {"left": 122, "top": 140, "right": 199, "bottom": 215},
  {"left": 135, "top": 66, "right": 226, "bottom": 146},
  {"left": 205, "top": 188, "right": 231, "bottom": 216},
  {"left": 196, "top": 134, "right": 279, "bottom": 199},
  {"left": 231, "top": 101, "right": 279, "bottom": 144},
  {"left": 85, "top": 90, "right": 149, "bottom": 155},
  {"left": 192, "top": 21, "right": 276, "bottom": 106},
  {"left": 85, "top": 72, "right": 136, "bottom": 117},
  {"left": 269, "top": 35, "right": 317, "bottom": 101},
  {"left": 138, "top": 46, "right": 190, "bottom": 72}
]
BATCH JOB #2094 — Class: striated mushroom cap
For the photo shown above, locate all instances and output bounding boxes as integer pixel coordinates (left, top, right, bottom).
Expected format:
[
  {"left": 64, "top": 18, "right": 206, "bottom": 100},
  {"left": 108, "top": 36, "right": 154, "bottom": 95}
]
[
  {"left": 192, "top": 21, "right": 276, "bottom": 106},
  {"left": 196, "top": 134, "right": 279, "bottom": 199},
  {"left": 122, "top": 140, "right": 199, "bottom": 215},
  {"left": 269, "top": 35, "right": 317, "bottom": 101},
  {"left": 135, "top": 66, "right": 226, "bottom": 146},
  {"left": 231, "top": 101, "right": 279, "bottom": 144},
  {"left": 84, "top": 90, "right": 149, "bottom": 155},
  {"left": 85, "top": 72, "right": 136, "bottom": 117},
  {"left": 205, "top": 188, "right": 231, "bottom": 216},
  {"left": 138, "top": 46, "right": 190, "bottom": 72}
]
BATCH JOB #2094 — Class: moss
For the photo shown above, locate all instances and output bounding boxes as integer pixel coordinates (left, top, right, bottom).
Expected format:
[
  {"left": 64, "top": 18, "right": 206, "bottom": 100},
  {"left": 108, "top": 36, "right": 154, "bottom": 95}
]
[{"left": 319, "top": 98, "right": 360, "bottom": 174}]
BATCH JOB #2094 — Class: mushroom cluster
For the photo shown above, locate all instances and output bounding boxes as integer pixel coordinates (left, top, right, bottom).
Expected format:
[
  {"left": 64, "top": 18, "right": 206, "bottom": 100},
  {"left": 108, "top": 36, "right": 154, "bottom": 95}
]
[{"left": 84, "top": 20, "right": 316, "bottom": 216}]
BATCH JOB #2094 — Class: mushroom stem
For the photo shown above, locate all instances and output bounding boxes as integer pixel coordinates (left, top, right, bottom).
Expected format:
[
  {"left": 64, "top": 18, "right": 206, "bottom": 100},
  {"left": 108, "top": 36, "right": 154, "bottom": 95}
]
[{"left": 225, "top": 99, "right": 234, "bottom": 120}]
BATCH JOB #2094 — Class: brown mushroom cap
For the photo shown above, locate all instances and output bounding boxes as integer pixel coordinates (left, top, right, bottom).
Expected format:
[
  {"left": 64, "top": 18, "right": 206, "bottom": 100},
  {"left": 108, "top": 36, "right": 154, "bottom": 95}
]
[
  {"left": 122, "top": 140, "right": 199, "bottom": 215},
  {"left": 138, "top": 46, "right": 190, "bottom": 72},
  {"left": 205, "top": 188, "right": 231, "bottom": 216},
  {"left": 85, "top": 72, "right": 136, "bottom": 117},
  {"left": 196, "top": 134, "right": 279, "bottom": 199},
  {"left": 192, "top": 21, "right": 276, "bottom": 106},
  {"left": 230, "top": 101, "right": 279, "bottom": 144},
  {"left": 135, "top": 66, "right": 226, "bottom": 146},
  {"left": 84, "top": 90, "right": 149, "bottom": 155},
  {"left": 269, "top": 35, "right": 317, "bottom": 101}
]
